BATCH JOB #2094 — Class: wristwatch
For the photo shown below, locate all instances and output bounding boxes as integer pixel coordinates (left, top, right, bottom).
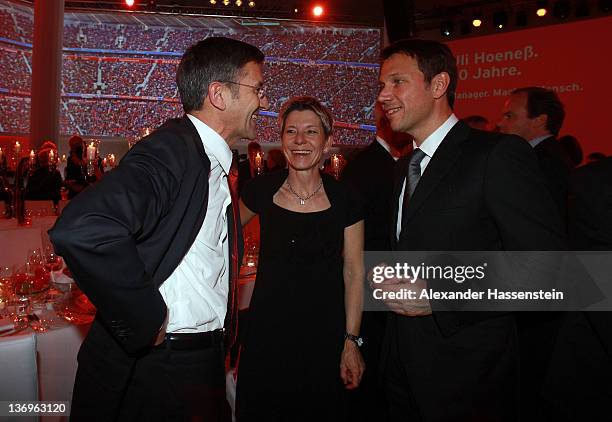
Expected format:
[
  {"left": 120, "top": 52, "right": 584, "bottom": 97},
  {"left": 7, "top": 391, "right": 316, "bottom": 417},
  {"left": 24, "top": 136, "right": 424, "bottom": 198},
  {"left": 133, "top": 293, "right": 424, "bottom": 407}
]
[{"left": 345, "top": 332, "right": 364, "bottom": 347}]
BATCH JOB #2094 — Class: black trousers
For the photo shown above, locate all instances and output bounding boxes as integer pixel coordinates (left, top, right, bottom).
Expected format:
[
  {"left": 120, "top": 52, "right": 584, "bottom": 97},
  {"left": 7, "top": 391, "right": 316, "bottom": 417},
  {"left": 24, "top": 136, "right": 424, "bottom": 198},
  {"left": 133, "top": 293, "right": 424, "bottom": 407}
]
[
  {"left": 71, "top": 337, "right": 230, "bottom": 422},
  {"left": 383, "top": 314, "right": 519, "bottom": 422}
]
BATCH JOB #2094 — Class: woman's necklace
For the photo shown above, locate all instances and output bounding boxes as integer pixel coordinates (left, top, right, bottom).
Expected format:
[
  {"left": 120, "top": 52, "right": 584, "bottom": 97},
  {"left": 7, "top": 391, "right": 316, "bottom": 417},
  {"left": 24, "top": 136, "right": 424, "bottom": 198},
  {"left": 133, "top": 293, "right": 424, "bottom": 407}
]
[{"left": 286, "top": 179, "right": 324, "bottom": 205}]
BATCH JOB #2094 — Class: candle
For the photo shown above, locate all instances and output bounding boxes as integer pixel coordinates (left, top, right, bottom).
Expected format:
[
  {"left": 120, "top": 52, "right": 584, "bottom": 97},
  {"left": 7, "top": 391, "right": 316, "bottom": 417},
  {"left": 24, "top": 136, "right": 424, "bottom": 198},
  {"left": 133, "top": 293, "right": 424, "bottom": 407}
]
[
  {"left": 49, "top": 149, "right": 55, "bottom": 163},
  {"left": 255, "top": 152, "right": 262, "bottom": 168},
  {"left": 102, "top": 158, "right": 107, "bottom": 167},
  {"left": 109, "top": 154, "right": 116, "bottom": 167},
  {"left": 29, "top": 149, "right": 35, "bottom": 165},
  {"left": 14, "top": 141, "right": 21, "bottom": 155},
  {"left": 87, "top": 142, "right": 96, "bottom": 160},
  {"left": 61, "top": 154, "right": 66, "bottom": 162},
  {"left": 0, "top": 147, "right": 4, "bottom": 162},
  {"left": 332, "top": 154, "right": 340, "bottom": 170}
]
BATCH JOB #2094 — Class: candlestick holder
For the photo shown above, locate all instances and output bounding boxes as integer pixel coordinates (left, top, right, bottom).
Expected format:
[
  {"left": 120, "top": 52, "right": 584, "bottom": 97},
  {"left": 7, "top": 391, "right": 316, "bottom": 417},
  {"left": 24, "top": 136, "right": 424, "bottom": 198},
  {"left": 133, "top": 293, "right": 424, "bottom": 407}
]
[{"left": 87, "top": 159, "right": 95, "bottom": 177}]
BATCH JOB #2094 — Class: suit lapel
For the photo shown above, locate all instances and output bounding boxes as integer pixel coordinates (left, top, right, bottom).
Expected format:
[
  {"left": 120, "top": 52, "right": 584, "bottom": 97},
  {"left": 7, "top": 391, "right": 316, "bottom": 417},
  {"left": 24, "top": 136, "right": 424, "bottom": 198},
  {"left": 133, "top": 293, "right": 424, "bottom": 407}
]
[
  {"left": 400, "top": 121, "right": 471, "bottom": 231},
  {"left": 181, "top": 115, "right": 210, "bottom": 165},
  {"left": 178, "top": 115, "right": 212, "bottom": 261}
]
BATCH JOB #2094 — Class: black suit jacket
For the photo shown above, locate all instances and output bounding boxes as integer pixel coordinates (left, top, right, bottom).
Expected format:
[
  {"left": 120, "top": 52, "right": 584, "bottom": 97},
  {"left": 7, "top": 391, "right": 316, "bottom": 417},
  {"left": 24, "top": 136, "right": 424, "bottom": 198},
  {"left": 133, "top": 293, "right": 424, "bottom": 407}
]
[
  {"left": 533, "top": 136, "right": 574, "bottom": 222},
  {"left": 342, "top": 139, "right": 397, "bottom": 251},
  {"left": 542, "top": 157, "right": 612, "bottom": 420},
  {"left": 568, "top": 156, "right": 612, "bottom": 250},
  {"left": 388, "top": 121, "right": 566, "bottom": 419},
  {"left": 50, "top": 116, "right": 242, "bottom": 381}
]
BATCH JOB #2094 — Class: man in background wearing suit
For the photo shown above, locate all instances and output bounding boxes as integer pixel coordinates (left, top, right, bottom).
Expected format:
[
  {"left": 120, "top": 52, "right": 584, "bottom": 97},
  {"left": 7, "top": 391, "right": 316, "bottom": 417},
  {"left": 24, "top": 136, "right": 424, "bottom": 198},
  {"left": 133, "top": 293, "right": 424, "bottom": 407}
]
[
  {"left": 376, "top": 39, "right": 565, "bottom": 421},
  {"left": 543, "top": 156, "right": 612, "bottom": 421},
  {"left": 498, "top": 87, "right": 573, "bottom": 220},
  {"left": 50, "top": 37, "right": 268, "bottom": 421},
  {"left": 342, "top": 103, "right": 410, "bottom": 421}
]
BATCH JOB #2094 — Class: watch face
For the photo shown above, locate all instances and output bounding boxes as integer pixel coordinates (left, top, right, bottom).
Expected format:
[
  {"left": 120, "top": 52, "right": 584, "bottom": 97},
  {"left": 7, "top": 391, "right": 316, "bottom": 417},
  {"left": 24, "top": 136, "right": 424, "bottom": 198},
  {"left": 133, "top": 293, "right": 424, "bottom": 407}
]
[{"left": 356, "top": 338, "right": 363, "bottom": 347}]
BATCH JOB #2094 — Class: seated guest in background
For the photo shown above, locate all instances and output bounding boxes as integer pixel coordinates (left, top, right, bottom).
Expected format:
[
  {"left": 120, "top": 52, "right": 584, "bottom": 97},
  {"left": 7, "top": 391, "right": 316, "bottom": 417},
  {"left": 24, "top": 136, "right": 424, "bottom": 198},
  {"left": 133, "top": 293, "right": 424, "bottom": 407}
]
[
  {"left": 236, "top": 96, "right": 365, "bottom": 421},
  {"left": 64, "top": 135, "right": 89, "bottom": 198},
  {"left": 498, "top": 87, "right": 573, "bottom": 219},
  {"left": 463, "top": 114, "right": 490, "bottom": 130},
  {"left": 265, "top": 148, "right": 286, "bottom": 172},
  {"left": 25, "top": 148, "right": 62, "bottom": 204},
  {"left": 558, "top": 135, "right": 583, "bottom": 167},
  {"left": 238, "top": 140, "right": 264, "bottom": 192},
  {"left": 50, "top": 36, "right": 269, "bottom": 421},
  {"left": 341, "top": 102, "right": 411, "bottom": 422}
]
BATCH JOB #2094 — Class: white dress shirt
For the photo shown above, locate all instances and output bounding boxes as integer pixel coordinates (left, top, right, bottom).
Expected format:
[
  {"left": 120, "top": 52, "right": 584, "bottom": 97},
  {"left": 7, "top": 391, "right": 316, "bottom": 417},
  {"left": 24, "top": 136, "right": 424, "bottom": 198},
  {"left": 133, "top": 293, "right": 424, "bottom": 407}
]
[
  {"left": 396, "top": 114, "right": 459, "bottom": 239},
  {"left": 528, "top": 134, "right": 551, "bottom": 148},
  {"left": 159, "top": 114, "right": 232, "bottom": 333}
]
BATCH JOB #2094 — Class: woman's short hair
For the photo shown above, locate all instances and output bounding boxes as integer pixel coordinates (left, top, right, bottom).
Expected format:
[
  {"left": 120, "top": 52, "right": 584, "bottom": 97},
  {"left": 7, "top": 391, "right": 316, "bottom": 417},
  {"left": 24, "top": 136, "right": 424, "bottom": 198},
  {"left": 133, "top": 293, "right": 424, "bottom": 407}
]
[{"left": 279, "top": 96, "right": 334, "bottom": 138}]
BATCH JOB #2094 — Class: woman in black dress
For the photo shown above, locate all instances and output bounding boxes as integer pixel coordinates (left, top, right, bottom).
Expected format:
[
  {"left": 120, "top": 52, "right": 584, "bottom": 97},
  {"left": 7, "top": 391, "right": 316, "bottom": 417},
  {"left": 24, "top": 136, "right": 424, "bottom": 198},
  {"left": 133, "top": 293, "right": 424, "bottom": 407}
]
[{"left": 236, "top": 97, "right": 365, "bottom": 421}]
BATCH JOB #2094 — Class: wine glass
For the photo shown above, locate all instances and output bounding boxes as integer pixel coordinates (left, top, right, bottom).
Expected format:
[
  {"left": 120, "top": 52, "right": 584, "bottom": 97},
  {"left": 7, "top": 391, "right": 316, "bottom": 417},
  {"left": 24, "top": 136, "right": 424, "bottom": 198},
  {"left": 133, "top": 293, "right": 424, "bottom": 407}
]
[
  {"left": 0, "top": 265, "right": 14, "bottom": 317},
  {"left": 24, "top": 248, "right": 50, "bottom": 297},
  {"left": 43, "top": 245, "right": 62, "bottom": 273}
]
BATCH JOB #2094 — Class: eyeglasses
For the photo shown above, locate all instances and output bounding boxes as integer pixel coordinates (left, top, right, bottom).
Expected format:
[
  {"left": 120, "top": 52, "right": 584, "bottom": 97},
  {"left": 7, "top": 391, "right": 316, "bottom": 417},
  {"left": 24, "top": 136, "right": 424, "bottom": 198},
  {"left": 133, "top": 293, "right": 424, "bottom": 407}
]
[{"left": 220, "top": 80, "right": 267, "bottom": 100}]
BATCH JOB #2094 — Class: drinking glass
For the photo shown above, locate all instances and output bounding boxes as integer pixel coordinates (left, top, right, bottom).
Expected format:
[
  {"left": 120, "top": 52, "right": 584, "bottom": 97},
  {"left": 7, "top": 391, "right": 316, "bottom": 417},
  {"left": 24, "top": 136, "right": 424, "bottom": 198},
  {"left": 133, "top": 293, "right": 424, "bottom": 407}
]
[{"left": 0, "top": 265, "right": 14, "bottom": 317}]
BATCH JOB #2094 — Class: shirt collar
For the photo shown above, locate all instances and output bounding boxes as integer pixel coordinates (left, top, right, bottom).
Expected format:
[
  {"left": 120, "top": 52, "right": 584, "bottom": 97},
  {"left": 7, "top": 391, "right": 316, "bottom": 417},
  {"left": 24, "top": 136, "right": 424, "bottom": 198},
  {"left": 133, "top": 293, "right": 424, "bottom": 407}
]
[
  {"left": 528, "top": 134, "right": 551, "bottom": 148},
  {"left": 376, "top": 136, "right": 399, "bottom": 161},
  {"left": 413, "top": 113, "right": 459, "bottom": 158},
  {"left": 187, "top": 114, "right": 232, "bottom": 175}
]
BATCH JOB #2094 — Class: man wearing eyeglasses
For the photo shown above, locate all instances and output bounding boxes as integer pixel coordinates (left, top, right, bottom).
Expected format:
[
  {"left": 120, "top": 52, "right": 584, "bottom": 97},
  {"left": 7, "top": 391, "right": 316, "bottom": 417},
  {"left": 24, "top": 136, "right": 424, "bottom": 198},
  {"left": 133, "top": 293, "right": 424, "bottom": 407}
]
[{"left": 50, "top": 37, "right": 268, "bottom": 421}]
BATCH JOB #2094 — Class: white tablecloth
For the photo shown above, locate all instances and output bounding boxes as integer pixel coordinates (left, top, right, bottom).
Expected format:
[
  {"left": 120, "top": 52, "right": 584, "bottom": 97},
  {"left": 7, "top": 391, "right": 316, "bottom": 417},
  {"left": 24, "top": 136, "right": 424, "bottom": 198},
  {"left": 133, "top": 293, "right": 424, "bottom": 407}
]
[
  {"left": 0, "top": 216, "right": 57, "bottom": 268},
  {"left": 0, "top": 322, "right": 89, "bottom": 421},
  {"left": 1, "top": 216, "right": 89, "bottom": 420}
]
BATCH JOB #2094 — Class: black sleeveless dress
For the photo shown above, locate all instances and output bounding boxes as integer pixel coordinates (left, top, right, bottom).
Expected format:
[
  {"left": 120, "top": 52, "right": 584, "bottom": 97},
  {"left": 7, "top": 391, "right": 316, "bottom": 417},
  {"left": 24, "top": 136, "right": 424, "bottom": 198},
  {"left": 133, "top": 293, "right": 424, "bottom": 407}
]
[{"left": 236, "top": 170, "right": 363, "bottom": 422}]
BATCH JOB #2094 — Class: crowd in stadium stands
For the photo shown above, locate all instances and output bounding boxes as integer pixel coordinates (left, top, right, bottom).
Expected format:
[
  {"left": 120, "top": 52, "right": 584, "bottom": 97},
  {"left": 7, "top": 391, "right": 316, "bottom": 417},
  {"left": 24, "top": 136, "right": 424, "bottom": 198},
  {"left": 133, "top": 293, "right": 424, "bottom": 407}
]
[
  {"left": 144, "top": 63, "right": 179, "bottom": 98},
  {"left": 0, "top": 1, "right": 378, "bottom": 145},
  {"left": 0, "top": 96, "right": 29, "bottom": 133},
  {"left": 59, "top": 100, "right": 182, "bottom": 137},
  {"left": 0, "top": 9, "right": 15, "bottom": 39},
  {"left": 122, "top": 25, "right": 169, "bottom": 51},
  {"left": 14, "top": 12, "right": 32, "bottom": 41},
  {"left": 165, "top": 29, "right": 215, "bottom": 53},
  {"left": 63, "top": 23, "right": 380, "bottom": 63},
  {"left": 62, "top": 57, "right": 98, "bottom": 94},
  {"left": 99, "top": 61, "right": 152, "bottom": 96},
  {"left": 0, "top": 48, "right": 31, "bottom": 91},
  {"left": 264, "top": 62, "right": 378, "bottom": 124}
]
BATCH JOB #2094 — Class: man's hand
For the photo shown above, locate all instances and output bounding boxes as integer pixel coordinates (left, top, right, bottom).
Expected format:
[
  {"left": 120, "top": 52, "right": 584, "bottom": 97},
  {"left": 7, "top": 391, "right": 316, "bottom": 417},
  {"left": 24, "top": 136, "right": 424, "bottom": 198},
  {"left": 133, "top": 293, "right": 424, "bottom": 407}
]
[
  {"left": 382, "top": 277, "right": 432, "bottom": 316},
  {"left": 370, "top": 264, "right": 432, "bottom": 316}
]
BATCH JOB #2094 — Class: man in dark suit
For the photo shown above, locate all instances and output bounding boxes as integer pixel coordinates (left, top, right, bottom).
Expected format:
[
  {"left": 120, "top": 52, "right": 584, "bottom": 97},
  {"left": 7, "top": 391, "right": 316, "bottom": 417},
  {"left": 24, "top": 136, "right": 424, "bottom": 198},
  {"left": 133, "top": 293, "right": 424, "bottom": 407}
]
[
  {"left": 50, "top": 37, "right": 268, "bottom": 421},
  {"left": 376, "top": 39, "right": 565, "bottom": 421},
  {"left": 568, "top": 156, "right": 612, "bottom": 249},
  {"left": 498, "top": 87, "right": 574, "bottom": 220},
  {"left": 342, "top": 103, "right": 410, "bottom": 421},
  {"left": 543, "top": 157, "right": 612, "bottom": 420}
]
